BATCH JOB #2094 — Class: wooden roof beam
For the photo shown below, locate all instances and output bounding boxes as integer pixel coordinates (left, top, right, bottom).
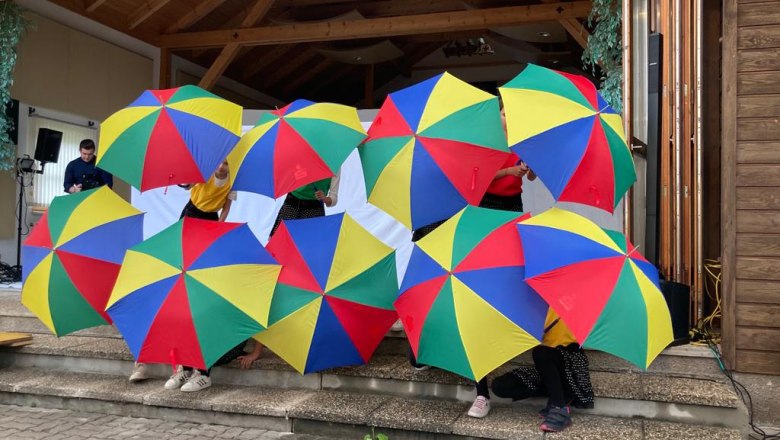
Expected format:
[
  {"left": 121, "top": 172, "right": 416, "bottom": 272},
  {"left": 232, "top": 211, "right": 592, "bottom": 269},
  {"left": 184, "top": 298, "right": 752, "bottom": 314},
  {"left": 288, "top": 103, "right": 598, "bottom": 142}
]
[
  {"left": 128, "top": 0, "right": 172, "bottom": 30},
  {"left": 157, "top": 1, "right": 593, "bottom": 49},
  {"left": 281, "top": 58, "right": 336, "bottom": 95},
  {"left": 199, "top": 0, "right": 276, "bottom": 90},
  {"left": 540, "top": 0, "right": 590, "bottom": 48},
  {"left": 85, "top": 0, "right": 109, "bottom": 13},
  {"left": 165, "top": 0, "right": 229, "bottom": 34},
  {"left": 241, "top": 44, "right": 297, "bottom": 81}
]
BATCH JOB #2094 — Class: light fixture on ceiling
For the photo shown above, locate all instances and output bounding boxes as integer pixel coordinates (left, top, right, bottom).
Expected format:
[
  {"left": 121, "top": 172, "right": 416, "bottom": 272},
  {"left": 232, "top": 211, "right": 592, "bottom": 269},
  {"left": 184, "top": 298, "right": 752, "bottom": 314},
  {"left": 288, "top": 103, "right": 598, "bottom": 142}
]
[
  {"left": 442, "top": 37, "right": 494, "bottom": 58},
  {"left": 537, "top": 31, "right": 552, "bottom": 38}
]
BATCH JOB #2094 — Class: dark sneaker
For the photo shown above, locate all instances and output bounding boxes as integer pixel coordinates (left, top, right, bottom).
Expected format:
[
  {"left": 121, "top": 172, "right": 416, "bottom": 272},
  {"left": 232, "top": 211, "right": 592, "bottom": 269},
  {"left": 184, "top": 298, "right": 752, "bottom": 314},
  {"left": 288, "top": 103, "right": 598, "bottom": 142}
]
[
  {"left": 538, "top": 402, "right": 553, "bottom": 419},
  {"left": 540, "top": 406, "right": 572, "bottom": 432}
]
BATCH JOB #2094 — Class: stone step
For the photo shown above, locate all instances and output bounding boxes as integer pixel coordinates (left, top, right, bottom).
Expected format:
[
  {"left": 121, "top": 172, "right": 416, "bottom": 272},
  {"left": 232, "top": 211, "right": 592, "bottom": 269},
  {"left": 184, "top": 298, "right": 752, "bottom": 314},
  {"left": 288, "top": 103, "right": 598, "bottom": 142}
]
[
  {"left": 0, "top": 333, "right": 747, "bottom": 429},
  {"left": 0, "top": 301, "right": 725, "bottom": 379},
  {"left": 0, "top": 367, "right": 744, "bottom": 440}
]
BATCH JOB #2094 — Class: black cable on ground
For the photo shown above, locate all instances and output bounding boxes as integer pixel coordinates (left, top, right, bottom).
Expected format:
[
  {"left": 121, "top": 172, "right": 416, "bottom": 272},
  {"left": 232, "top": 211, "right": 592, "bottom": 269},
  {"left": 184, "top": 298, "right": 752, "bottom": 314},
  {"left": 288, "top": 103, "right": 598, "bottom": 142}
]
[{"left": 695, "top": 260, "right": 779, "bottom": 440}]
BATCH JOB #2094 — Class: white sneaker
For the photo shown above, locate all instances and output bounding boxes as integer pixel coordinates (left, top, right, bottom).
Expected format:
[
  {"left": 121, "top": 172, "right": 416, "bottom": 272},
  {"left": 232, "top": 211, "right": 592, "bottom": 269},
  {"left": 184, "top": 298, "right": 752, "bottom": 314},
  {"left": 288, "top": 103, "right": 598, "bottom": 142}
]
[
  {"left": 163, "top": 365, "right": 191, "bottom": 390},
  {"left": 129, "top": 363, "right": 148, "bottom": 382},
  {"left": 391, "top": 319, "right": 404, "bottom": 332},
  {"left": 467, "top": 396, "right": 491, "bottom": 418},
  {"left": 180, "top": 370, "right": 211, "bottom": 392}
]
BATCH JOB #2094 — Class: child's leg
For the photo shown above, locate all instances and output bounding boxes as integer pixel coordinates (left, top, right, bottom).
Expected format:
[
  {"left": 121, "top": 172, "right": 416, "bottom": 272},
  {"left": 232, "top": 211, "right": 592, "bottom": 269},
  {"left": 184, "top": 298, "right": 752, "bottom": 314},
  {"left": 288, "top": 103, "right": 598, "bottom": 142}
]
[
  {"left": 532, "top": 346, "right": 567, "bottom": 407},
  {"left": 490, "top": 366, "right": 544, "bottom": 400},
  {"left": 475, "top": 377, "right": 489, "bottom": 398}
]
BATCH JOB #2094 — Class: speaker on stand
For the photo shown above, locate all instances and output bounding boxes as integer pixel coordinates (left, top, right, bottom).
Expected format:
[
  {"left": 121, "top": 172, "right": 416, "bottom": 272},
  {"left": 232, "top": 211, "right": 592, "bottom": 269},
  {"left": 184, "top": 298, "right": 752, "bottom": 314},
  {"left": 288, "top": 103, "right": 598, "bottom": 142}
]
[{"left": 12, "top": 128, "right": 63, "bottom": 281}]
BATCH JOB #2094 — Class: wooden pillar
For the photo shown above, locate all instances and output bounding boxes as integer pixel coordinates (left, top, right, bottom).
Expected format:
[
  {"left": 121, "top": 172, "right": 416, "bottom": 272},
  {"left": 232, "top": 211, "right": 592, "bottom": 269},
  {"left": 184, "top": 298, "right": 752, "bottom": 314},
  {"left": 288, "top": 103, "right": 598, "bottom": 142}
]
[{"left": 720, "top": 0, "right": 738, "bottom": 371}]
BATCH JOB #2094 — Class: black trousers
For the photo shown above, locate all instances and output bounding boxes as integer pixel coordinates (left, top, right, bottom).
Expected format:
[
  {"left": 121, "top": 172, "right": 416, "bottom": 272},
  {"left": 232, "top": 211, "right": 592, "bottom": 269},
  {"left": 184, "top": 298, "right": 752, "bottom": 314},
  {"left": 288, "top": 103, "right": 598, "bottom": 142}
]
[
  {"left": 270, "top": 193, "right": 326, "bottom": 237},
  {"left": 185, "top": 342, "right": 246, "bottom": 376},
  {"left": 492, "top": 346, "right": 567, "bottom": 407},
  {"left": 180, "top": 200, "right": 219, "bottom": 221}
]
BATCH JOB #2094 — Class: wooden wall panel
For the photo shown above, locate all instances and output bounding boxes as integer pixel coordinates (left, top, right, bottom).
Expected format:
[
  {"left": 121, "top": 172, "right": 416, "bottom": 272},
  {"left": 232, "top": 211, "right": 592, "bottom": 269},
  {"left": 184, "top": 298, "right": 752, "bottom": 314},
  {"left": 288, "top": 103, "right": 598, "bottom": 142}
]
[
  {"left": 737, "top": 141, "right": 780, "bottom": 163},
  {"left": 737, "top": 72, "right": 780, "bottom": 95},
  {"left": 736, "top": 210, "right": 780, "bottom": 233},
  {"left": 737, "top": 280, "right": 780, "bottom": 303},
  {"left": 732, "top": 0, "right": 780, "bottom": 370},
  {"left": 736, "top": 256, "right": 780, "bottom": 280},
  {"left": 736, "top": 164, "right": 780, "bottom": 186},
  {"left": 738, "top": 25, "right": 780, "bottom": 49},
  {"left": 736, "top": 303, "right": 780, "bottom": 327},
  {"left": 736, "top": 327, "right": 780, "bottom": 351},
  {"left": 736, "top": 187, "right": 780, "bottom": 209},
  {"left": 738, "top": 2, "right": 780, "bottom": 27},
  {"left": 737, "top": 94, "right": 780, "bottom": 117},
  {"left": 736, "top": 234, "right": 780, "bottom": 256},
  {"left": 736, "top": 350, "right": 780, "bottom": 374},
  {"left": 737, "top": 118, "right": 780, "bottom": 141}
]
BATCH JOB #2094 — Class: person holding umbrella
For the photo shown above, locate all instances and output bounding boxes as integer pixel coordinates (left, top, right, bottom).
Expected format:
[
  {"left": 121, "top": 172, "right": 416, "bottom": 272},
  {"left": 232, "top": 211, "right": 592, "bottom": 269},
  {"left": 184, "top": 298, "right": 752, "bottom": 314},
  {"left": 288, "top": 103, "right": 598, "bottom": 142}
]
[
  {"left": 179, "top": 159, "right": 236, "bottom": 221},
  {"left": 490, "top": 309, "right": 594, "bottom": 433},
  {"left": 269, "top": 173, "right": 340, "bottom": 237}
]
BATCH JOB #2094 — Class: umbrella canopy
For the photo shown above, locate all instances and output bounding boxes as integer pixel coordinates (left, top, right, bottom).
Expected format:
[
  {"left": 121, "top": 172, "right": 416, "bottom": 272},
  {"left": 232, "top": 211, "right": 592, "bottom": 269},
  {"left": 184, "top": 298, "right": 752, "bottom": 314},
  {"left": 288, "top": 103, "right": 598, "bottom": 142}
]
[
  {"left": 97, "top": 85, "right": 242, "bottom": 191},
  {"left": 106, "top": 218, "right": 280, "bottom": 370},
  {"left": 255, "top": 212, "right": 399, "bottom": 374},
  {"left": 229, "top": 99, "right": 366, "bottom": 198},
  {"left": 517, "top": 207, "right": 672, "bottom": 368},
  {"left": 360, "top": 72, "right": 511, "bottom": 230},
  {"left": 394, "top": 206, "right": 548, "bottom": 381},
  {"left": 22, "top": 187, "right": 144, "bottom": 336},
  {"left": 499, "top": 64, "right": 636, "bottom": 212}
]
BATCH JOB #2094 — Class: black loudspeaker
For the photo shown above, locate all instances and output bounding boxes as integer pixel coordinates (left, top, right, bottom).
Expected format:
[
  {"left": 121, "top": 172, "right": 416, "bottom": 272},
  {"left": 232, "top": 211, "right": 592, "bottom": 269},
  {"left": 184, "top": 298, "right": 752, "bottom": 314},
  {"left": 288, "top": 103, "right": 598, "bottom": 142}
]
[
  {"left": 645, "top": 33, "right": 663, "bottom": 267},
  {"left": 660, "top": 280, "right": 690, "bottom": 346},
  {"left": 34, "top": 128, "right": 63, "bottom": 164},
  {"left": 5, "top": 99, "right": 19, "bottom": 145}
]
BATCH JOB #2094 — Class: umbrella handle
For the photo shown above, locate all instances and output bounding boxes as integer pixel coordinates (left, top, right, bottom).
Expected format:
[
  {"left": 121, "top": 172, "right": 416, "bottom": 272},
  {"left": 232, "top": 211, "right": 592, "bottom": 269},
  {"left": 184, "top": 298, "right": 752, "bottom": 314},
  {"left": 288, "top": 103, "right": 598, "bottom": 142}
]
[
  {"left": 471, "top": 167, "right": 478, "bottom": 191},
  {"left": 163, "top": 174, "right": 174, "bottom": 195}
]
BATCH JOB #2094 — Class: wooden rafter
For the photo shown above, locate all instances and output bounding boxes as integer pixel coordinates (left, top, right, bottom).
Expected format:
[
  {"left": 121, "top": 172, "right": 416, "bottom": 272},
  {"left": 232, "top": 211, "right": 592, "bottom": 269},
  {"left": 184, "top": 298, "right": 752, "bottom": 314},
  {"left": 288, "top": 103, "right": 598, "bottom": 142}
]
[
  {"left": 281, "top": 58, "right": 335, "bottom": 95},
  {"left": 262, "top": 48, "right": 319, "bottom": 89},
  {"left": 199, "top": 0, "right": 276, "bottom": 90},
  {"left": 85, "top": 0, "right": 109, "bottom": 13},
  {"left": 128, "top": 0, "right": 172, "bottom": 30},
  {"left": 284, "top": 0, "right": 470, "bottom": 20},
  {"left": 157, "top": 2, "right": 592, "bottom": 49},
  {"left": 165, "top": 0, "right": 229, "bottom": 34},
  {"left": 242, "top": 44, "right": 297, "bottom": 81},
  {"left": 540, "top": 0, "right": 590, "bottom": 49}
]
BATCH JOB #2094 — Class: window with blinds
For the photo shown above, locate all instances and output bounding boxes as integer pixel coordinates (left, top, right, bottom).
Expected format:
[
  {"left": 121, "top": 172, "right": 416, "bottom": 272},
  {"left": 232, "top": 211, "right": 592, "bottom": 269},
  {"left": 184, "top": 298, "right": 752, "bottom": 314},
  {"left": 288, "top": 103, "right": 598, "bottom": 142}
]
[{"left": 26, "top": 117, "right": 99, "bottom": 207}]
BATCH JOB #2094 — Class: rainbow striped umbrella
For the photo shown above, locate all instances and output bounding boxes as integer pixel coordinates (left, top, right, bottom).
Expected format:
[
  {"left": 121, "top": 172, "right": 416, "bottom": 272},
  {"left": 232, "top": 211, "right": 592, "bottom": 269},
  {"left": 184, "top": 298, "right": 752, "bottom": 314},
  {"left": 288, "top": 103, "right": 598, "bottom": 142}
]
[
  {"left": 106, "top": 218, "right": 281, "bottom": 370},
  {"left": 97, "top": 85, "right": 242, "bottom": 191},
  {"left": 517, "top": 208, "right": 673, "bottom": 368},
  {"left": 22, "top": 187, "right": 144, "bottom": 336},
  {"left": 499, "top": 64, "right": 636, "bottom": 212},
  {"left": 360, "top": 72, "right": 511, "bottom": 230},
  {"left": 394, "top": 206, "right": 548, "bottom": 381},
  {"left": 255, "top": 212, "right": 399, "bottom": 374},
  {"left": 229, "top": 100, "right": 366, "bottom": 198}
]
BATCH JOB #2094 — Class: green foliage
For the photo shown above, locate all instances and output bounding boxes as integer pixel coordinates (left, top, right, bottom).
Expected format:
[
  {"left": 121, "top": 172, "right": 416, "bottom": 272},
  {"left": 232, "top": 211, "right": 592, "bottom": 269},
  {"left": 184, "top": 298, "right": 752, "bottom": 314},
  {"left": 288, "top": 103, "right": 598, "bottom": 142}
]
[
  {"left": 582, "top": 0, "right": 623, "bottom": 114},
  {"left": 0, "top": 1, "right": 29, "bottom": 171},
  {"left": 363, "top": 433, "right": 389, "bottom": 440}
]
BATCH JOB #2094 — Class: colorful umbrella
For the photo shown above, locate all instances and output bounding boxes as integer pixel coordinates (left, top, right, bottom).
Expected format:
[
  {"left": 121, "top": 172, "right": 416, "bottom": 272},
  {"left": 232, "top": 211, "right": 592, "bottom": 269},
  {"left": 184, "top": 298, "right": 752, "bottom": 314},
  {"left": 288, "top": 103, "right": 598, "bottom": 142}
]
[
  {"left": 97, "top": 85, "right": 242, "bottom": 191},
  {"left": 254, "top": 212, "right": 398, "bottom": 374},
  {"left": 229, "top": 99, "right": 366, "bottom": 198},
  {"left": 499, "top": 64, "right": 636, "bottom": 212},
  {"left": 517, "top": 207, "right": 673, "bottom": 368},
  {"left": 394, "top": 206, "right": 548, "bottom": 381},
  {"left": 360, "top": 72, "right": 511, "bottom": 230},
  {"left": 22, "top": 186, "right": 144, "bottom": 336},
  {"left": 105, "top": 218, "right": 281, "bottom": 370}
]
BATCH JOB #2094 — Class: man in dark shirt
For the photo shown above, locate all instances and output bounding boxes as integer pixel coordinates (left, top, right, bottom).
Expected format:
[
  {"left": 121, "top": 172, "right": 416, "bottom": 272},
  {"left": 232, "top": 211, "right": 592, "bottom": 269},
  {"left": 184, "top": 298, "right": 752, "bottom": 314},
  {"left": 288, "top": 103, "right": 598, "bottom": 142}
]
[{"left": 63, "top": 139, "right": 113, "bottom": 193}]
